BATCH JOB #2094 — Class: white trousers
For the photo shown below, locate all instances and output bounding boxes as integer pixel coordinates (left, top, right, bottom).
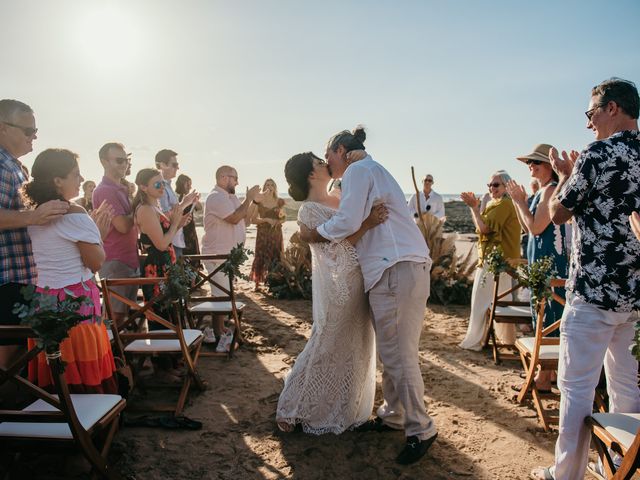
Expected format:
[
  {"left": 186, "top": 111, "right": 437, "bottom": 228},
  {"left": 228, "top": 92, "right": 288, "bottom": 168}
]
[
  {"left": 369, "top": 261, "right": 437, "bottom": 440},
  {"left": 459, "top": 265, "right": 515, "bottom": 351},
  {"left": 551, "top": 295, "right": 640, "bottom": 480}
]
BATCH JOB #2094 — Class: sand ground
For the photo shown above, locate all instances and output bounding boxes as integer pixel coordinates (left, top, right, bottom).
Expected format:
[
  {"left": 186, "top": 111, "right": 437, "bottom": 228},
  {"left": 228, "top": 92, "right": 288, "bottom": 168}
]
[{"left": 101, "top": 223, "right": 587, "bottom": 480}]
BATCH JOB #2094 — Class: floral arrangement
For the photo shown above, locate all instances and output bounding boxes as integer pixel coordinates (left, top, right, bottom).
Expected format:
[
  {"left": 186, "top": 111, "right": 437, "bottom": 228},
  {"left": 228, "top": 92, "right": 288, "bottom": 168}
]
[
  {"left": 220, "top": 243, "right": 253, "bottom": 281},
  {"left": 631, "top": 324, "right": 640, "bottom": 361},
  {"left": 13, "top": 285, "right": 94, "bottom": 369},
  {"left": 266, "top": 232, "right": 312, "bottom": 299},
  {"left": 516, "top": 256, "right": 557, "bottom": 306},
  {"left": 160, "top": 258, "right": 199, "bottom": 306}
]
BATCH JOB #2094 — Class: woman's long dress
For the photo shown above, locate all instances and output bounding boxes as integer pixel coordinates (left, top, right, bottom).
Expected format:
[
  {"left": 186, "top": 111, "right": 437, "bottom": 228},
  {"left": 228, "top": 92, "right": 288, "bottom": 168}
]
[
  {"left": 276, "top": 202, "right": 376, "bottom": 434},
  {"left": 527, "top": 185, "right": 569, "bottom": 336},
  {"left": 250, "top": 200, "right": 285, "bottom": 284}
]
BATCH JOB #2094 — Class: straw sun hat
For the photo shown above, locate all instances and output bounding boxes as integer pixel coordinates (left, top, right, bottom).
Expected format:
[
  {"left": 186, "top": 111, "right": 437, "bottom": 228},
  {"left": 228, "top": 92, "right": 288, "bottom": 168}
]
[{"left": 516, "top": 144, "right": 554, "bottom": 164}]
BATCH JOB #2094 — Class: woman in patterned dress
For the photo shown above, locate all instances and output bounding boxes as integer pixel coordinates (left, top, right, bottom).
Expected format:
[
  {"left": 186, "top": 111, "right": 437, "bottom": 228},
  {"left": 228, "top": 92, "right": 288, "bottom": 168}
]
[
  {"left": 249, "top": 178, "right": 285, "bottom": 290},
  {"left": 23, "top": 149, "right": 117, "bottom": 393}
]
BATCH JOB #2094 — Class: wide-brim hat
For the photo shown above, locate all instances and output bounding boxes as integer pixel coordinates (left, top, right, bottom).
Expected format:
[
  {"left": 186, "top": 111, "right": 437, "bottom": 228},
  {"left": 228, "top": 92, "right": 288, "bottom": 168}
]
[{"left": 516, "top": 143, "right": 553, "bottom": 164}]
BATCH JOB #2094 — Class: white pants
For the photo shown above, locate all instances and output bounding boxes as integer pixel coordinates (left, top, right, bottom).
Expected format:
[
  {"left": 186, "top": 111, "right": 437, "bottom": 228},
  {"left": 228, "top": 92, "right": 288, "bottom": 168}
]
[
  {"left": 202, "top": 260, "right": 230, "bottom": 297},
  {"left": 369, "top": 261, "right": 437, "bottom": 440},
  {"left": 551, "top": 295, "right": 640, "bottom": 480},
  {"left": 459, "top": 265, "right": 515, "bottom": 351}
]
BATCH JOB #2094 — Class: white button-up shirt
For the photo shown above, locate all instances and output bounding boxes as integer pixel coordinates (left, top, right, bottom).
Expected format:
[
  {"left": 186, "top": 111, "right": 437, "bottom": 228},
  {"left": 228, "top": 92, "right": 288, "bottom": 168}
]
[
  {"left": 407, "top": 190, "right": 445, "bottom": 219},
  {"left": 159, "top": 178, "right": 186, "bottom": 249},
  {"left": 317, "top": 155, "right": 431, "bottom": 291}
]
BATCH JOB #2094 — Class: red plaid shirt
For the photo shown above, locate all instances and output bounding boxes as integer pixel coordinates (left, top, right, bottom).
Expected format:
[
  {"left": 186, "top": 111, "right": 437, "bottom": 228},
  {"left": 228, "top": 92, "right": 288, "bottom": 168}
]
[{"left": 0, "top": 147, "right": 36, "bottom": 285}]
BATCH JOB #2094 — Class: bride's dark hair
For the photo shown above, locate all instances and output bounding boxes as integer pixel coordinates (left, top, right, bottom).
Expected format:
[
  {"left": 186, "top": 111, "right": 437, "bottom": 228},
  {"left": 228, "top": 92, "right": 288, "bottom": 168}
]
[{"left": 284, "top": 152, "right": 322, "bottom": 201}]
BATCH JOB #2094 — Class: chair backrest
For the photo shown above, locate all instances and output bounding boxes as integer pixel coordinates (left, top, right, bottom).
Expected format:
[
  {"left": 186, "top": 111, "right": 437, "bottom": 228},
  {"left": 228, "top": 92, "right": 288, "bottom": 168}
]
[
  {"left": 183, "top": 254, "right": 234, "bottom": 300},
  {"left": 100, "top": 277, "right": 190, "bottom": 357}
]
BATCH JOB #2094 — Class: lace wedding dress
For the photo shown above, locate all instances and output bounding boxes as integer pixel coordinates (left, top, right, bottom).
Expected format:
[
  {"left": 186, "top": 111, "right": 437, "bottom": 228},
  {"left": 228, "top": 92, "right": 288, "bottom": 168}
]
[{"left": 276, "top": 202, "right": 376, "bottom": 434}]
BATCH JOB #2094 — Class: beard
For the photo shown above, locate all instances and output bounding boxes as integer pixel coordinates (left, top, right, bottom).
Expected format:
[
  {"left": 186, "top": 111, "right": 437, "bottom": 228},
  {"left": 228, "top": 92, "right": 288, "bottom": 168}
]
[{"left": 228, "top": 186, "right": 236, "bottom": 195}]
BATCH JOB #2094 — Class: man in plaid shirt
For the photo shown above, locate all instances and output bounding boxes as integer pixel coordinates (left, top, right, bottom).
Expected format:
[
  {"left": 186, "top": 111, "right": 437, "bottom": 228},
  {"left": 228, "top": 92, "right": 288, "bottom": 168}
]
[{"left": 0, "top": 99, "right": 68, "bottom": 368}]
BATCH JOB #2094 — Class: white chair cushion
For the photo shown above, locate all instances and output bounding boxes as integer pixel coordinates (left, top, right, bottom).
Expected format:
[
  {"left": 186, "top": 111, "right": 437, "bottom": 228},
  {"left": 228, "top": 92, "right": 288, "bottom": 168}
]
[
  {"left": 592, "top": 412, "right": 640, "bottom": 451},
  {"left": 107, "top": 329, "right": 113, "bottom": 341},
  {"left": 124, "top": 329, "right": 203, "bottom": 353},
  {"left": 0, "top": 394, "right": 122, "bottom": 440},
  {"left": 495, "top": 305, "right": 531, "bottom": 317},
  {"left": 190, "top": 301, "right": 245, "bottom": 313},
  {"left": 515, "top": 337, "right": 560, "bottom": 360}
]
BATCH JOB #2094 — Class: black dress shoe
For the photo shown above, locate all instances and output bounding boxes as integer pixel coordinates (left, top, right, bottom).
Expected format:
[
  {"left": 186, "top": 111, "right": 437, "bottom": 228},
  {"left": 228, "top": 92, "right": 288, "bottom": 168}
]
[
  {"left": 355, "top": 417, "right": 397, "bottom": 432},
  {"left": 396, "top": 433, "right": 438, "bottom": 465}
]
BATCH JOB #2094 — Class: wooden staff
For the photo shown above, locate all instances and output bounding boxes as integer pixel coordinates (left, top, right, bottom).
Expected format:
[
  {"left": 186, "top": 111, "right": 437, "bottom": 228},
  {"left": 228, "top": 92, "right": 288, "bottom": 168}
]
[{"left": 411, "top": 166, "right": 428, "bottom": 234}]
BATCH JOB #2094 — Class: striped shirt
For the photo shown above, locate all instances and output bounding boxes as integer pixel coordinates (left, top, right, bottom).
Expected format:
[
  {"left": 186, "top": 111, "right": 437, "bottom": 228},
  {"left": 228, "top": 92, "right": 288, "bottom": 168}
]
[{"left": 0, "top": 147, "right": 36, "bottom": 285}]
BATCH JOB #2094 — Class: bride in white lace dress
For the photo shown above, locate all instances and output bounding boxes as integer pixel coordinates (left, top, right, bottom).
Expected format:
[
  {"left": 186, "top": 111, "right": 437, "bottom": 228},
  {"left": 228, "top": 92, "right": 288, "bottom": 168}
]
[{"left": 276, "top": 152, "right": 387, "bottom": 434}]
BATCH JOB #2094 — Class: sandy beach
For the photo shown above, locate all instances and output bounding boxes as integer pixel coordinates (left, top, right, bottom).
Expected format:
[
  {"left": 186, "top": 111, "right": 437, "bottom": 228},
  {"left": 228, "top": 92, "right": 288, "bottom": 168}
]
[{"left": 84, "top": 222, "right": 590, "bottom": 480}]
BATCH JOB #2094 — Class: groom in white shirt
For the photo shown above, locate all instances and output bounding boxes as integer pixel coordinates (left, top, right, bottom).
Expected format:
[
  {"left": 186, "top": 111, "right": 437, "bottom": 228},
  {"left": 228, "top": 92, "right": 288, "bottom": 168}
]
[{"left": 299, "top": 127, "right": 437, "bottom": 465}]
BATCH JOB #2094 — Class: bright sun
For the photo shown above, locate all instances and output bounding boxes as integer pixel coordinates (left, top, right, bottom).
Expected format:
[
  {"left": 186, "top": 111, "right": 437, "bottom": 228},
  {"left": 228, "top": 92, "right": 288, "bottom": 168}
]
[{"left": 74, "top": 5, "right": 144, "bottom": 67}]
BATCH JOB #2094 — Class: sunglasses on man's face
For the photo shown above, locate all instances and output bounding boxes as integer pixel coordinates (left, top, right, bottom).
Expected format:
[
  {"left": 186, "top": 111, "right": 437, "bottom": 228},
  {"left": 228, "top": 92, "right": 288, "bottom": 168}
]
[
  {"left": 526, "top": 159, "right": 543, "bottom": 166},
  {"left": 487, "top": 182, "right": 503, "bottom": 189},
  {"left": 113, "top": 157, "right": 131, "bottom": 165},
  {"left": 3, "top": 121, "right": 38, "bottom": 137},
  {"left": 424, "top": 179, "right": 433, "bottom": 183}
]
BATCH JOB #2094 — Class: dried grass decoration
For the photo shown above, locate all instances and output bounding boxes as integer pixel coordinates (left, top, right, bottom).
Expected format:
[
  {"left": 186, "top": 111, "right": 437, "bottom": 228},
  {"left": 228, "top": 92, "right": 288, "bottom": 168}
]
[
  {"left": 266, "top": 231, "right": 312, "bottom": 299},
  {"left": 417, "top": 213, "right": 476, "bottom": 304},
  {"left": 12, "top": 284, "right": 94, "bottom": 369}
]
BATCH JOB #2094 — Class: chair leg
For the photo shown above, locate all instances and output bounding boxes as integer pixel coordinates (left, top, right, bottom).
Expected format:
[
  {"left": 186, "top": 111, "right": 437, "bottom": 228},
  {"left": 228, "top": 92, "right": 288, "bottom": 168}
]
[{"left": 517, "top": 355, "right": 535, "bottom": 404}]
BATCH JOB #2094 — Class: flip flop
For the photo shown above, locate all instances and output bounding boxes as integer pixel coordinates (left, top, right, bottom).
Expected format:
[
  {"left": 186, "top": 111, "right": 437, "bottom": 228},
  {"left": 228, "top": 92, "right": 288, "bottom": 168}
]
[{"left": 529, "top": 466, "right": 554, "bottom": 480}]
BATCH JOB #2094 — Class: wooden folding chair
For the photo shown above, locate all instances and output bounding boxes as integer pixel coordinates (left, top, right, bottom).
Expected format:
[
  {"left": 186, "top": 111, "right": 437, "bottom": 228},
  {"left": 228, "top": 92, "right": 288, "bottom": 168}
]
[
  {"left": 586, "top": 413, "right": 640, "bottom": 479},
  {"left": 101, "top": 277, "right": 205, "bottom": 416},
  {"left": 182, "top": 254, "right": 246, "bottom": 358},
  {"left": 0, "top": 326, "right": 126, "bottom": 479},
  {"left": 513, "top": 278, "right": 565, "bottom": 431},
  {"left": 484, "top": 260, "right": 532, "bottom": 364}
]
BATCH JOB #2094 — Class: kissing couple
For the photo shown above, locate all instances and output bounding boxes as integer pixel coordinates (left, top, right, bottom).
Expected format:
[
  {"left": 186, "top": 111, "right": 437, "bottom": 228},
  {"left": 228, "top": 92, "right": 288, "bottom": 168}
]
[{"left": 275, "top": 126, "right": 438, "bottom": 465}]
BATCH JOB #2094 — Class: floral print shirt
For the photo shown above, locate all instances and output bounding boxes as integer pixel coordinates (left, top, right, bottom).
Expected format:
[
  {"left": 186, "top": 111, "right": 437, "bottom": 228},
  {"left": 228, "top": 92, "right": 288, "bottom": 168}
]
[{"left": 557, "top": 130, "right": 640, "bottom": 311}]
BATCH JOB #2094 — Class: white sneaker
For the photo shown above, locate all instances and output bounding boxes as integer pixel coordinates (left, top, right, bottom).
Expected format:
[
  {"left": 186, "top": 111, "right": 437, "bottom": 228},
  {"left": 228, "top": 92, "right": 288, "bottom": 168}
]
[
  {"left": 203, "top": 327, "right": 216, "bottom": 344},
  {"left": 216, "top": 329, "right": 234, "bottom": 352}
]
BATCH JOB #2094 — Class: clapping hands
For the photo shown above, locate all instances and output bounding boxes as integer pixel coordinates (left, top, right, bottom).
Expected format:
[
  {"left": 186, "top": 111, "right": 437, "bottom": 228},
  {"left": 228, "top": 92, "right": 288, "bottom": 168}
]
[
  {"left": 549, "top": 147, "right": 580, "bottom": 179},
  {"left": 90, "top": 200, "right": 115, "bottom": 239},
  {"left": 505, "top": 180, "right": 527, "bottom": 204},
  {"left": 460, "top": 192, "right": 480, "bottom": 209}
]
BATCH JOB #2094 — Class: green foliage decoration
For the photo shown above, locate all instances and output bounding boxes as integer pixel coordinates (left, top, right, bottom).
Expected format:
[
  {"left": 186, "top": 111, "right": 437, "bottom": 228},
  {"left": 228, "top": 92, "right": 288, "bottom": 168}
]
[
  {"left": 516, "top": 256, "right": 557, "bottom": 306},
  {"left": 12, "top": 284, "right": 94, "bottom": 369},
  {"left": 220, "top": 243, "right": 253, "bottom": 281}
]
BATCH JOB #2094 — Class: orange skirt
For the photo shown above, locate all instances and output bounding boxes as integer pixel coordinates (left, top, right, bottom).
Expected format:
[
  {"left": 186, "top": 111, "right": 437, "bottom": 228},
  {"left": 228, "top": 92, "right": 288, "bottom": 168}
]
[{"left": 28, "top": 280, "right": 118, "bottom": 394}]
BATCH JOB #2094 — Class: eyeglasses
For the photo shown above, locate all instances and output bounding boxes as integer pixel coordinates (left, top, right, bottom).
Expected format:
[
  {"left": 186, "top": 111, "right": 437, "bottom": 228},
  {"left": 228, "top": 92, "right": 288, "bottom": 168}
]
[
  {"left": 152, "top": 181, "right": 164, "bottom": 189},
  {"left": 585, "top": 103, "right": 606, "bottom": 121},
  {"left": 224, "top": 174, "right": 238, "bottom": 180},
  {"left": 487, "top": 182, "right": 503, "bottom": 189},
  {"left": 424, "top": 178, "right": 433, "bottom": 183},
  {"left": 525, "top": 159, "right": 543, "bottom": 166},
  {"left": 169, "top": 162, "right": 179, "bottom": 168},
  {"left": 113, "top": 156, "right": 131, "bottom": 165},
  {"left": 3, "top": 121, "right": 38, "bottom": 137}
]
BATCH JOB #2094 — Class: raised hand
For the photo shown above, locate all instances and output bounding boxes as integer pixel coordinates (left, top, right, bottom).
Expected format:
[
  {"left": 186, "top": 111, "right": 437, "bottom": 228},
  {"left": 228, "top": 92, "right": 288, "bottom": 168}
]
[
  {"left": 630, "top": 211, "right": 640, "bottom": 242},
  {"left": 31, "top": 200, "right": 70, "bottom": 225},
  {"left": 460, "top": 192, "right": 480, "bottom": 209},
  {"left": 90, "top": 200, "right": 115, "bottom": 239},
  {"left": 246, "top": 185, "right": 261, "bottom": 202},
  {"left": 549, "top": 147, "right": 578, "bottom": 179},
  {"left": 179, "top": 189, "right": 200, "bottom": 210},
  {"left": 505, "top": 180, "right": 527, "bottom": 204},
  {"left": 346, "top": 149, "right": 367, "bottom": 164}
]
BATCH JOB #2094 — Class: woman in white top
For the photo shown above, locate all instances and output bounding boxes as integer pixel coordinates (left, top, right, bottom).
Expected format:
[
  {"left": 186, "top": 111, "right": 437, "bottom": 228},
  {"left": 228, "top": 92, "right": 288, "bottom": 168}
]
[
  {"left": 23, "top": 148, "right": 117, "bottom": 393},
  {"left": 276, "top": 151, "right": 387, "bottom": 434}
]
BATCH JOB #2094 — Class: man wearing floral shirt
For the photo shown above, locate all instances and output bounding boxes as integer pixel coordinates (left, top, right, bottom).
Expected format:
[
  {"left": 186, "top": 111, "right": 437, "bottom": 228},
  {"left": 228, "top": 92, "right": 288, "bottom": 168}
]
[{"left": 531, "top": 78, "right": 640, "bottom": 480}]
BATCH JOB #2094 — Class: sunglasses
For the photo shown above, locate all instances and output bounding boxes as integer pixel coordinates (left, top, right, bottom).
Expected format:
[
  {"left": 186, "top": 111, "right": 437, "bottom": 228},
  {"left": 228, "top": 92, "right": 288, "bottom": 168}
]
[
  {"left": 169, "top": 162, "right": 179, "bottom": 168},
  {"left": 487, "top": 182, "right": 503, "bottom": 189},
  {"left": 3, "top": 121, "right": 38, "bottom": 137},
  {"left": 424, "top": 178, "right": 433, "bottom": 183},
  {"left": 152, "top": 181, "right": 164, "bottom": 189},
  {"left": 525, "top": 159, "right": 543, "bottom": 166},
  {"left": 585, "top": 103, "right": 606, "bottom": 121},
  {"left": 113, "top": 156, "right": 131, "bottom": 165}
]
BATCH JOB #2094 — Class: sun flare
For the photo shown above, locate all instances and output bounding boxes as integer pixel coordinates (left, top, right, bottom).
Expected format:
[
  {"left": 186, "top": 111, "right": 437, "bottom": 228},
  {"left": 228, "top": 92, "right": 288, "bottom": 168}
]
[{"left": 74, "top": 5, "right": 144, "bottom": 67}]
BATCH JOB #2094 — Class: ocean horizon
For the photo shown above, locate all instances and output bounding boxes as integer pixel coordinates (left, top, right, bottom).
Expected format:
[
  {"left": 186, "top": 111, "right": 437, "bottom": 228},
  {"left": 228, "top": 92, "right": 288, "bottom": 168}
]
[{"left": 199, "top": 192, "right": 462, "bottom": 203}]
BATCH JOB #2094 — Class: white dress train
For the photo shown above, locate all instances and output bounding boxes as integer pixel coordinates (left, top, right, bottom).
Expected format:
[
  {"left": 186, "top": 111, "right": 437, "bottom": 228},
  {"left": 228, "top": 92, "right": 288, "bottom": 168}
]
[{"left": 276, "top": 202, "right": 376, "bottom": 435}]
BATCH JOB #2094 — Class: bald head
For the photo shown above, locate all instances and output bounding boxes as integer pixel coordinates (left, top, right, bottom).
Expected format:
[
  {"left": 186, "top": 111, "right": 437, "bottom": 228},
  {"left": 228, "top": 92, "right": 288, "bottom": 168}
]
[{"left": 216, "top": 165, "right": 238, "bottom": 193}]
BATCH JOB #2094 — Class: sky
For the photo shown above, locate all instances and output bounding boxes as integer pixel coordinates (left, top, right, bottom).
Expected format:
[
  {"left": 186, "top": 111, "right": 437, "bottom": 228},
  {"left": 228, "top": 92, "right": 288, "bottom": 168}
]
[{"left": 3, "top": 0, "right": 640, "bottom": 196}]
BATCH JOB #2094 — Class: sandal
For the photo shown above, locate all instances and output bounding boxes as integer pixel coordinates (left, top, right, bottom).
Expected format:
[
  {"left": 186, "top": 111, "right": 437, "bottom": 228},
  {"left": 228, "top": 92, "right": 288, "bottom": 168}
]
[{"left": 530, "top": 466, "right": 554, "bottom": 480}]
